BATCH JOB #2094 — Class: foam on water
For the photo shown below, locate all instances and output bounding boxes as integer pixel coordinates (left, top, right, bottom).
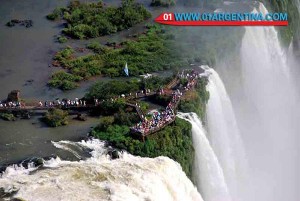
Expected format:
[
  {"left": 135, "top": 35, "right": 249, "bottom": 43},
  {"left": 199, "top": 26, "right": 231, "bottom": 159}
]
[{"left": 0, "top": 139, "right": 203, "bottom": 201}]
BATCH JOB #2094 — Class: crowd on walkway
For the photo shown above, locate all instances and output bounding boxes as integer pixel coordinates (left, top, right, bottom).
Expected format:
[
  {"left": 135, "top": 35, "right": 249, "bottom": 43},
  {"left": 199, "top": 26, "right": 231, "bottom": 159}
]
[
  {"left": 132, "top": 102, "right": 176, "bottom": 134},
  {"left": 131, "top": 70, "right": 200, "bottom": 135},
  {"left": 0, "top": 101, "right": 22, "bottom": 108},
  {"left": 0, "top": 98, "right": 88, "bottom": 109},
  {"left": 1, "top": 69, "right": 202, "bottom": 137},
  {"left": 37, "top": 98, "right": 87, "bottom": 108}
]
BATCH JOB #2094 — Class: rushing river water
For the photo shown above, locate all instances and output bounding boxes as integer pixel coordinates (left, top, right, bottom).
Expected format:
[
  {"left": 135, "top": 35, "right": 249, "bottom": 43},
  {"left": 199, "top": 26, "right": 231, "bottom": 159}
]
[
  {"left": 1, "top": 1, "right": 300, "bottom": 201},
  {"left": 0, "top": 139, "right": 203, "bottom": 201}
]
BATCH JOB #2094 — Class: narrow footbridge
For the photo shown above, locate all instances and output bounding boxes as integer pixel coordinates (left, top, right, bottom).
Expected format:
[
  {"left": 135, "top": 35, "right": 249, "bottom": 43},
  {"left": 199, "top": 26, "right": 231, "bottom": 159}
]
[{"left": 0, "top": 69, "right": 206, "bottom": 140}]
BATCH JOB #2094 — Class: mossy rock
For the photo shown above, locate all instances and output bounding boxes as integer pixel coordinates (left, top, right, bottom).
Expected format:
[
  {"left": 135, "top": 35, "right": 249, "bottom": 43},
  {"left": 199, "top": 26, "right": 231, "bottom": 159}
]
[{"left": 0, "top": 113, "right": 16, "bottom": 121}]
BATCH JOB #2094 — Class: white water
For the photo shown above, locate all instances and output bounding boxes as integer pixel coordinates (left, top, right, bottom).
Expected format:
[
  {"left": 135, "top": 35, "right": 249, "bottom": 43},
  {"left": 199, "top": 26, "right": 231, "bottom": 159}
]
[
  {"left": 177, "top": 112, "right": 231, "bottom": 201},
  {"left": 205, "top": 67, "right": 247, "bottom": 200},
  {"left": 0, "top": 139, "right": 203, "bottom": 201},
  {"left": 223, "top": 2, "right": 299, "bottom": 201}
]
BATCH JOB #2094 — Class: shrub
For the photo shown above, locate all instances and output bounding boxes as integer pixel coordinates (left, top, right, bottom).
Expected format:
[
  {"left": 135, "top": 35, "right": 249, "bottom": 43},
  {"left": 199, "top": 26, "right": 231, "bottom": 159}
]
[
  {"left": 47, "top": 7, "right": 65, "bottom": 20},
  {"left": 57, "top": 36, "right": 68, "bottom": 43},
  {"left": 86, "top": 42, "right": 108, "bottom": 54},
  {"left": 43, "top": 108, "right": 68, "bottom": 127},
  {"left": 48, "top": 71, "right": 81, "bottom": 90},
  {"left": 86, "top": 79, "right": 140, "bottom": 100},
  {"left": 97, "top": 116, "right": 115, "bottom": 130},
  {"left": 179, "top": 78, "right": 209, "bottom": 120},
  {"left": 0, "top": 113, "right": 16, "bottom": 121}
]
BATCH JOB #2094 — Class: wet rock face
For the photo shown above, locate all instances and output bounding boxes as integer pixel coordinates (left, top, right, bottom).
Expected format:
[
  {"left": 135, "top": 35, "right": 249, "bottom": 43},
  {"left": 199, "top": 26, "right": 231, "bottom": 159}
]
[
  {"left": 6, "top": 19, "right": 33, "bottom": 28},
  {"left": 0, "top": 187, "right": 18, "bottom": 199},
  {"left": 108, "top": 150, "right": 120, "bottom": 159}
]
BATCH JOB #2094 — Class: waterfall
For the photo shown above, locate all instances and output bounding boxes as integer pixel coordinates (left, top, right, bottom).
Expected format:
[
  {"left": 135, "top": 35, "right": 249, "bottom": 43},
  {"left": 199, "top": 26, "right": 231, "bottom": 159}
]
[
  {"left": 205, "top": 67, "right": 247, "bottom": 200},
  {"left": 0, "top": 139, "right": 203, "bottom": 201},
  {"left": 229, "top": 2, "right": 299, "bottom": 201},
  {"left": 177, "top": 112, "right": 231, "bottom": 201}
]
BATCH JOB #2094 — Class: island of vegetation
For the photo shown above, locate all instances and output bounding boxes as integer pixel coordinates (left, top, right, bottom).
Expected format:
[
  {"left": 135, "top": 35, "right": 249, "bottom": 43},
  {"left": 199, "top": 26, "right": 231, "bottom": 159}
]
[
  {"left": 43, "top": 108, "right": 69, "bottom": 127},
  {"left": 47, "top": 0, "right": 151, "bottom": 39},
  {"left": 48, "top": 24, "right": 186, "bottom": 90}
]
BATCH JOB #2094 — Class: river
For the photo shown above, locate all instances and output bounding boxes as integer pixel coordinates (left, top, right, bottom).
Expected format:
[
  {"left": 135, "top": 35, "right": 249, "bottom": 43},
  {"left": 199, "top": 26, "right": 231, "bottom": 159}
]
[{"left": 0, "top": 0, "right": 162, "bottom": 166}]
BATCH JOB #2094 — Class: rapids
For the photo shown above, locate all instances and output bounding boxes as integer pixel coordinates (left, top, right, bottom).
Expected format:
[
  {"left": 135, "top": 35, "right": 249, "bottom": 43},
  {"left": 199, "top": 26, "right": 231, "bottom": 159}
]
[{"left": 0, "top": 139, "right": 203, "bottom": 201}]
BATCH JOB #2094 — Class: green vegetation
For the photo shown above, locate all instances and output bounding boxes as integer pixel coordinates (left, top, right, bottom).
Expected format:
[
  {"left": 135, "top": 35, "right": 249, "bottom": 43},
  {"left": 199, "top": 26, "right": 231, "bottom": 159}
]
[
  {"left": 47, "top": 0, "right": 151, "bottom": 39},
  {"left": 57, "top": 36, "right": 68, "bottom": 43},
  {"left": 86, "top": 41, "right": 108, "bottom": 54},
  {"left": 91, "top": 117, "right": 194, "bottom": 178},
  {"left": 150, "top": 0, "right": 176, "bottom": 7},
  {"left": 86, "top": 79, "right": 140, "bottom": 100},
  {"left": 263, "top": 0, "right": 300, "bottom": 46},
  {"left": 85, "top": 76, "right": 171, "bottom": 100},
  {"left": 179, "top": 77, "right": 209, "bottom": 121},
  {"left": 49, "top": 22, "right": 244, "bottom": 90},
  {"left": 43, "top": 108, "right": 68, "bottom": 127},
  {"left": 46, "top": 7, "right": 66, "bottom": 20},
  {"left": 0, "top": 113, "right": 16, "bottom": 121},
  {"left": 48, "top": 71, "right": 81, "bottom": 90},
  {"left": 49, "top": 25, "right": 189, "bottom": 90}
]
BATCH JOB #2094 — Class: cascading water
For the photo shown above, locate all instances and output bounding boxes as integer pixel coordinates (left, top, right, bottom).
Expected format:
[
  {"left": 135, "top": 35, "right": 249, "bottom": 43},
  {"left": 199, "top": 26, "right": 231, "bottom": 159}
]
[
  {"left": 205, "top": 67, "right": 247, "bottom": 200},
  {"left": 223, "top": 2, "right": 299, "bottom": 201},
  {"left": 177, "top": 112, "right": 231, "bottom": 201},
  {"left": 0, "top": 139, "right": 203, "bottom": 201}
]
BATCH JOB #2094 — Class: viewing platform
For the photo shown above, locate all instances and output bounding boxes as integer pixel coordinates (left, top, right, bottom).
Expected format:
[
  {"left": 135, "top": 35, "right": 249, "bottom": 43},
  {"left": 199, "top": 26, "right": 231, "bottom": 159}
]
[{"left": 0, "top": 68, "right": 206, "bottom": 141}]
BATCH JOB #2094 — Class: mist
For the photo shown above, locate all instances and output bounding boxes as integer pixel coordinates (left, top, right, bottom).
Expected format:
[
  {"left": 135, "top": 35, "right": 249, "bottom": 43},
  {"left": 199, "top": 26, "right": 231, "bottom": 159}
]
[
  {"left": 213, "top": 2, "right": 299, "bottom": 201},
  {"left": 172, "top": 1, "right": 300, "bottom": 201}
]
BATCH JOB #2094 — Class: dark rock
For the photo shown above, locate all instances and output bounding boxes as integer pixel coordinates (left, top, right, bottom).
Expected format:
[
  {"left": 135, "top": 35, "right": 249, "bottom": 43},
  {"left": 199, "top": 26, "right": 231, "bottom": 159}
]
[
  {"left": 21, "top": 113, "right": 31, "bottom": 119},
  {"left": 7, "top": 90, "right": 20, "bottom": 102},
  {"left": 5, "top": 19, "right": 33, "bottom": 28},
  {"left": 108, "top": 150, "right": 119, "bottom": 159},
  {"left": 10, "top": 198, "right": 26, "bottom": 201},
  {"left": 11, "top": 19, "right": 21, "bottom": 23},
  {"left": 106, "top": 42, "right": 117, "bottom": 47},
  {"left": 0, "top": 187, "right": 18, "bottom": 198},
  {"left": 73, "top": 114, "right": 87, "bottom": 121},
  {"left": 26, "top": 79, "right": 34, "bottom": 83},
  {"left": 5, "top": 21, "right": 15, "bottom": 27}
]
